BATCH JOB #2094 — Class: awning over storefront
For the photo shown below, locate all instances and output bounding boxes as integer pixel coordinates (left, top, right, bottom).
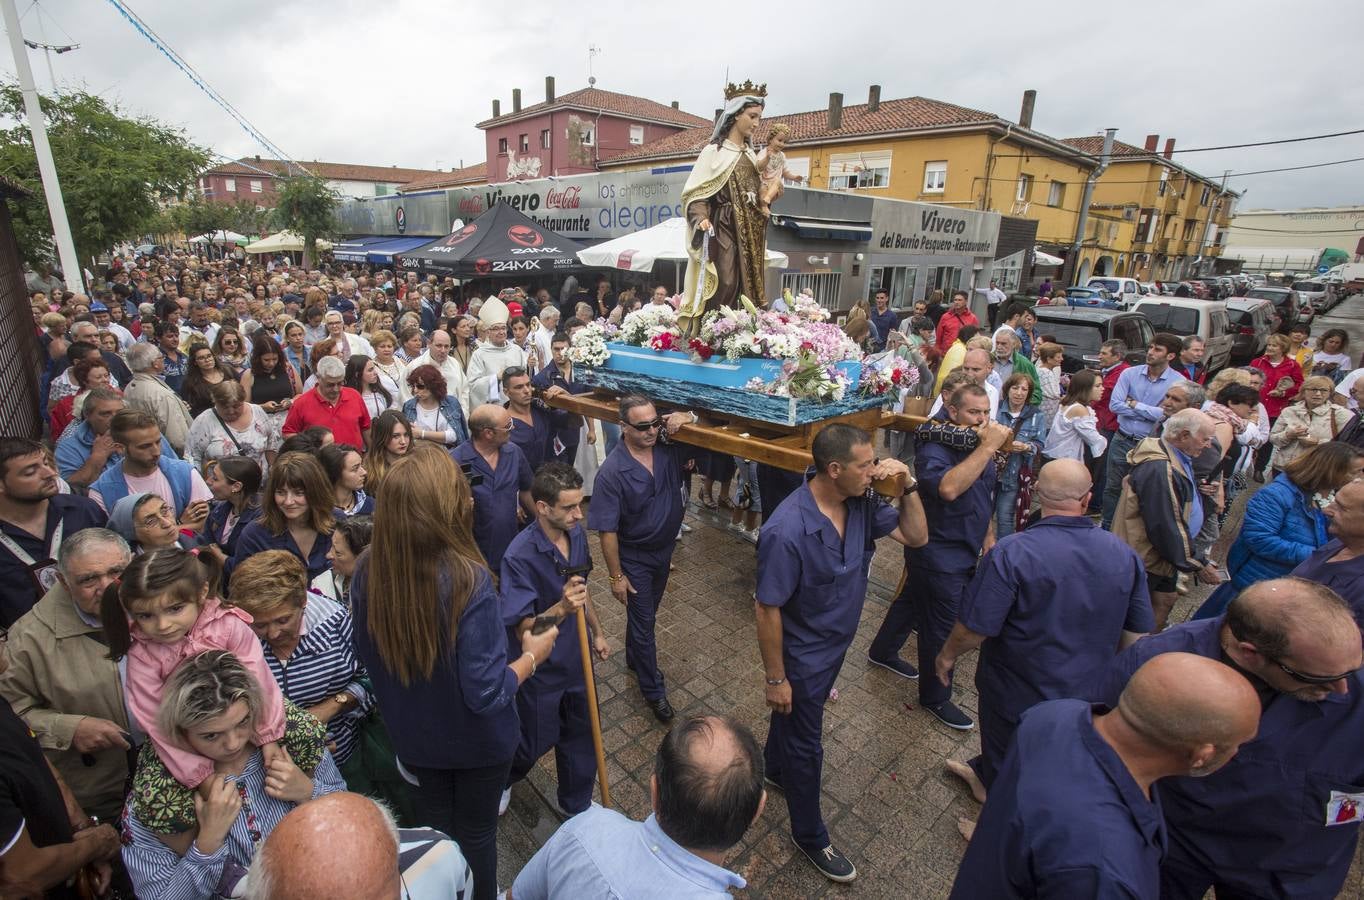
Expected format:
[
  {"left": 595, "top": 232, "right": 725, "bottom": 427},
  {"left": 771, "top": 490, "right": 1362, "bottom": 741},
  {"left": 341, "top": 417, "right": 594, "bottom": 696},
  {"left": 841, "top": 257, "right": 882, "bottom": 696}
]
[
  {"left": 772, "top": 215, "right": 873, "bottom": 242},
  {"left": 362, "top": 236, "right": 432, "bottom": 264},
  {"left": 331, "top": 236, "right": 394, "bottom": 262}
]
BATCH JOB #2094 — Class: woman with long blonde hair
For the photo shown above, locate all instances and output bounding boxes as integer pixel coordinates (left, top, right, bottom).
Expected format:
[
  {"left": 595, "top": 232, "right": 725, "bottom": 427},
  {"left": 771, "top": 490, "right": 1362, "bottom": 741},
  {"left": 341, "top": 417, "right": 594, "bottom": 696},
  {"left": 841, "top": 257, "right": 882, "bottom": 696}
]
[{"left": 349, "top": 445, "right": 556, "bottom": 900}]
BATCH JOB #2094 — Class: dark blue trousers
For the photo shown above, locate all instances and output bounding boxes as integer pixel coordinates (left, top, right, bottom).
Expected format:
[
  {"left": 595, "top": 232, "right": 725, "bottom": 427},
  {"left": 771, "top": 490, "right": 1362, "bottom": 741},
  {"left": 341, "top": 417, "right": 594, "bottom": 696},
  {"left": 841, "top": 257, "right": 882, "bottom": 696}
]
[
  {"left": 869, "top": 565, "right": 973, "bottom": 707},
  {"left": 508, "top": 682, "right": 595, "bottom": 814},
  {"left": 620, "top": 546, "right": 673, "bottom": 700},
  {"left": 764, "top": 660, "right": 842, "bottom": 850},
  {"left": 967, "top": 680, "right": 1016, "bottom": 790}
]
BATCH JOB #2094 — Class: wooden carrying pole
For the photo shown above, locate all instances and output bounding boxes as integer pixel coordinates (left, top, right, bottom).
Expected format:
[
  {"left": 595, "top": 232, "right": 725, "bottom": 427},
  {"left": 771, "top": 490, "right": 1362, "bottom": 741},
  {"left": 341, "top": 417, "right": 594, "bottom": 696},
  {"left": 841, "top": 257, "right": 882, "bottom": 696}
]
[{"left": 576, "top": 607, "right": 611, "bottom": 807}]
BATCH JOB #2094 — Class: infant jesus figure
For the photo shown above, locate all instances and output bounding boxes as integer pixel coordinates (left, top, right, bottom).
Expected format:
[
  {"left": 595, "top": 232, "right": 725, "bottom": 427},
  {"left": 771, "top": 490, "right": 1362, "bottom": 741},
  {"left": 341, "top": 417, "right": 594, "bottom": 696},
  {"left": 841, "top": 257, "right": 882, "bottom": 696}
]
[{"left": 756, "top": 123, "right": 803, "bottom": 216}]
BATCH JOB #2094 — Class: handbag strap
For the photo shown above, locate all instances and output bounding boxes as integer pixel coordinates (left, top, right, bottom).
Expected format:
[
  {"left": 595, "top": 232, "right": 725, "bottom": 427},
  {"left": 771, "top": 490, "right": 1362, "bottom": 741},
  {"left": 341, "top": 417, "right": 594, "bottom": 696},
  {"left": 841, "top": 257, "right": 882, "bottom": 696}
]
[{"left": 214, "top": 411, "right": 246, "bottom": 454}]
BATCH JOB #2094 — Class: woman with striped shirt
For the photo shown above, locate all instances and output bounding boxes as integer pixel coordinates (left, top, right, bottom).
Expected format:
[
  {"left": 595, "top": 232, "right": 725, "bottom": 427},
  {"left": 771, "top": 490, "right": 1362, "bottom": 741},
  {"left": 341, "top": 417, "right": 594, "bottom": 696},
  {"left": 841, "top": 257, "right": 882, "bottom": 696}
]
[{"left": 226, "top": 549, "right": 371, "bottom": 769}]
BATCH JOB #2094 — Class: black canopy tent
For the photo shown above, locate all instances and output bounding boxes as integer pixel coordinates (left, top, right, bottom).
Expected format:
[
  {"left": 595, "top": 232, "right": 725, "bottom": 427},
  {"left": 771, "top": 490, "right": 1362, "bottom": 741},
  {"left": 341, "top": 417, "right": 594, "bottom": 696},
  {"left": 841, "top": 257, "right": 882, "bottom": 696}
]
[{"left": 395, "top": 201, "right": 594, "bottom": 279}]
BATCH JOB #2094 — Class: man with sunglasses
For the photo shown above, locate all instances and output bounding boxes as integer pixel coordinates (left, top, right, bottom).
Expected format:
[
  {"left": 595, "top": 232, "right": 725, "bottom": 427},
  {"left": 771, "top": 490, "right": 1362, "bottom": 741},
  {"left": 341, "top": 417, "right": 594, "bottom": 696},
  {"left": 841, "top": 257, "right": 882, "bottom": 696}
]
[
  {"left": 452, "top": 404, "right": 534, "bottom": 574},
  {"left": 587, "top": 395, "right": 697, "bottom": 723},
  {"left": 1091, "top": 577, "right": 1364, "bottom": 899}
]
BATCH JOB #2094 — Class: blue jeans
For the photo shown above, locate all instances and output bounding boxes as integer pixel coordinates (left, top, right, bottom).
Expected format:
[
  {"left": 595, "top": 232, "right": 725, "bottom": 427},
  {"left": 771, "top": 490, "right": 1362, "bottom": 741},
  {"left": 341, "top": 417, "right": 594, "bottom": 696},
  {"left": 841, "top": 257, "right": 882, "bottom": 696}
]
[
  {"left": 1101, "top": 430, "right": 1141, "bottom": 530},
  {"left": 602, "top": 422, "right": 621, "bottom": 456}
]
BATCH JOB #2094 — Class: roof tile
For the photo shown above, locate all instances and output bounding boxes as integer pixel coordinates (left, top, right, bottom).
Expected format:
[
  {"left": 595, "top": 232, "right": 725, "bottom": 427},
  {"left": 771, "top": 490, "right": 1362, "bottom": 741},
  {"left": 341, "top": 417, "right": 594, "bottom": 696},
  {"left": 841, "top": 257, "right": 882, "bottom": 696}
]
[
  {"left": 476, "top": 87, "right": 710, "bottom": 129},
  {"left": 205, "top": 157, "right": 449, "bottom": 185}
]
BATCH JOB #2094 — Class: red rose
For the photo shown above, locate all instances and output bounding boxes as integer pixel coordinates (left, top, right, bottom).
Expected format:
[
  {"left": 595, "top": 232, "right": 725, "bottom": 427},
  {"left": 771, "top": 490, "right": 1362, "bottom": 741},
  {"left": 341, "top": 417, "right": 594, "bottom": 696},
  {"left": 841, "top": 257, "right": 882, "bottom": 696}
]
[
  {"left": 689, "top": 338, "right": 714, "bottom": 360},
  {"left": 800, "top": 341, "right": 815, "bottom": 352}
]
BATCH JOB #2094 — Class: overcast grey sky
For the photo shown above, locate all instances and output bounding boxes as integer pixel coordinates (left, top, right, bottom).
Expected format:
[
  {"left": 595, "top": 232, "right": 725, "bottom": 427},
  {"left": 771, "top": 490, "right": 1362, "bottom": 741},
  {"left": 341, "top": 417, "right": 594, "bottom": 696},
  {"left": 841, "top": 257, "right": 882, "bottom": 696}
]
[{"left": 6, "top": 0, "right": 1362, "bottom": 211}]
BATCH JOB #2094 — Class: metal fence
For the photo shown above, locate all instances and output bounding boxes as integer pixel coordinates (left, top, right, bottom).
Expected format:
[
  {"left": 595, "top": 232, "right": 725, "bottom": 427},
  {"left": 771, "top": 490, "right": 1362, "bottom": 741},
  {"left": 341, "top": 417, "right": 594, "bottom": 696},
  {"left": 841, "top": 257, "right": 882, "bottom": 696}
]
[{"left": 0, "top": 193, "right": 44, "bottom": 439}]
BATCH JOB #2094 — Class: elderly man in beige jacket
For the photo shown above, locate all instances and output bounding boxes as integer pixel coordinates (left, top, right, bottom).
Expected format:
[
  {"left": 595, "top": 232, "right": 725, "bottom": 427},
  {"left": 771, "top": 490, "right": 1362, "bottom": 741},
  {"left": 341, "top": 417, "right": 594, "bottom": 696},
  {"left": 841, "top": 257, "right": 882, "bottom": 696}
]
[
  {"left": 122, "top": 342, "right": 193, "bottom": 456},
  {"left": 0, "top": 528, "right": 135, "bottom": 821}
]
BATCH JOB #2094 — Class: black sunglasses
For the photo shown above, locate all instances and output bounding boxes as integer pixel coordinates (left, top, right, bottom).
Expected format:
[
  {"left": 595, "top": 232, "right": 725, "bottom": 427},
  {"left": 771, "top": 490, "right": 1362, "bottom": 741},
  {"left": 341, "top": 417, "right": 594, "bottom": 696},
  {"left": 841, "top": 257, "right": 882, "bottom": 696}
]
[
  {"left": 627, "top": 417, "right": 664, "bottom": 432},
  {"left": 1268, "top": 655, "right": 1358, "bottom": 686}
]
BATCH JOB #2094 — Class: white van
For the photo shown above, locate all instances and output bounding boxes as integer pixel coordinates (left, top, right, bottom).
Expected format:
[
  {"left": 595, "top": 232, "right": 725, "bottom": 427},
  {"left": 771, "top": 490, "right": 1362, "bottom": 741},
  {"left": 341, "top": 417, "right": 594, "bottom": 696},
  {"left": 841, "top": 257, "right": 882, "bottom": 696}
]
[
  {"left": 1087, "top": 276, "right": 1143, "bottom": 309},
  {"left": 1130, "top": 297, "right": 1236, "bottom": 374}
]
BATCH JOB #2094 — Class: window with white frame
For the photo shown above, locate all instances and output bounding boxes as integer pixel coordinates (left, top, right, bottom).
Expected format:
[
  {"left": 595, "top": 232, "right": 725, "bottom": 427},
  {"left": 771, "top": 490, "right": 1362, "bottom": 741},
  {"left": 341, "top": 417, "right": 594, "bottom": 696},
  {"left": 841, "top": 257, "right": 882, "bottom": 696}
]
[
  {"left": 249, "top": 179, "right": 262, "bottom": 194},
  {"left": 866, "top": 265, "right": 919, "bottom": 306},
  {"left": 780, "top": 272, "right": 843, "bottom": 309},
  {"left": 629, "top": 124, "right": 644, "bottom": 145},
  {"left": 224, "top": 178, "right": 236, "bottom": 192},
  {"left": 1047, "top": 180, "right": 1065, "bottom": 207},
  {"left": 1199, "top": 185, "right": 1211, "bottom": 206},
  {"left": 540, "top": 129, "right": 551, "bottom": 149},
  {"left": 568, "top": 124, "right": 595, "bottom": 146},
  {"left": 1016, "top": 174, "right": 1033, "bottom": 202},
  {"left": 783, "top": 157, "right": 810, "bottom": 184},
  {"left": 828, "top": 151, "right": 891, "bottom": 190},
  {"left": 519, "top": 134, "right": 529, "bottom": 153},
  {"left": 498, "top": 137, "right": 508, "bottom": 154},
  {"left": 1158, "top": 169, "right": 1169, "bottom": 196},
  {"left": 923, "top": 161, "right": 947, "bottom": 193}
]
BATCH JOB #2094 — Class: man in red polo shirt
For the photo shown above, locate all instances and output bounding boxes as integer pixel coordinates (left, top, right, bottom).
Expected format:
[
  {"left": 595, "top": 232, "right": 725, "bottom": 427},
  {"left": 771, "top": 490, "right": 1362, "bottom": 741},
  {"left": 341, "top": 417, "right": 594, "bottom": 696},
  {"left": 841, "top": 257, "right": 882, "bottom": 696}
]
[
  {"left": 1091, "top": 338, "right": 1130, "bottom": 512},
  {"left": 934, "top": 291, "right": 980, "bottom": 355},
  {"left": 281, "top": 356, "right": 371, "bottom": 448}
]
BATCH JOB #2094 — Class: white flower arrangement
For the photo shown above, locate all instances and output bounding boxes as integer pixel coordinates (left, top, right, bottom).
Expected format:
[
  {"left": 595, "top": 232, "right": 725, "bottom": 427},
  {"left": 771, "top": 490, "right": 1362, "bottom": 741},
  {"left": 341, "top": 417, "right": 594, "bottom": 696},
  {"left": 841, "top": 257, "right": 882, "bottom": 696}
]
[
  {"left": 617, "top": 304, "right": 681, "bottom": 346},
  {"left": 565, "top": 320, "right": 614, "bottom": 367}
]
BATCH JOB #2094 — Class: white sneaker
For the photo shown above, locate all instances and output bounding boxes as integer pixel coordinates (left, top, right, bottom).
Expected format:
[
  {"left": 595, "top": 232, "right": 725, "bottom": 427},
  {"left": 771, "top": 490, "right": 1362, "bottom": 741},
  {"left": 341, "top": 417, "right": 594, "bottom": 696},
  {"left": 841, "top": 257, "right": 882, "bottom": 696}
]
[
  {"left": 680, "top": 522, "right": 693, "bottom": 533},
  {"left": 498, "top": 787, "right": 511, "bottom": 816}
]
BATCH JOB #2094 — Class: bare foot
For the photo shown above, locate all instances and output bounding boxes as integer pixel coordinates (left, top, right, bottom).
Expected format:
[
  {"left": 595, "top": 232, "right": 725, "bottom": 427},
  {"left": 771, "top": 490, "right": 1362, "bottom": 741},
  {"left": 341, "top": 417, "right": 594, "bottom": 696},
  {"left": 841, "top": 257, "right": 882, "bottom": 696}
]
[
  {"left": 957, "top": 817, "right": 977, "bottom": 841},
  {"left": 946, "top": 759, "right": 987, "bottom": 804}
]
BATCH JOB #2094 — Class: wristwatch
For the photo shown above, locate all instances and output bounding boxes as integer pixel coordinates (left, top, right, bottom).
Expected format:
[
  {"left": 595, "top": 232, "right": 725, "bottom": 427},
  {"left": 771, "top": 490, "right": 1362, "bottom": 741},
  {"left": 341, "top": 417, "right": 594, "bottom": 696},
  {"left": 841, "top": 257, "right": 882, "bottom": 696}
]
[{"left": 902, "top": 478, "right": 919, "bottom": 496}]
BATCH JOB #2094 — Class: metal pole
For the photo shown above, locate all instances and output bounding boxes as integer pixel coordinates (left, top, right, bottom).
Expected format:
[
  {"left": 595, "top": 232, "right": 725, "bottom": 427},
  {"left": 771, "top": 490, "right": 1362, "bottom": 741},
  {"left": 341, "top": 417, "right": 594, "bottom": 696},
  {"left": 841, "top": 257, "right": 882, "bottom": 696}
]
[
  {"left": 1066, "top": 128, "right": 1116, "bottom": 287},
  {"left": 2, "top": 0, "right": 82, "bottom": 292}
]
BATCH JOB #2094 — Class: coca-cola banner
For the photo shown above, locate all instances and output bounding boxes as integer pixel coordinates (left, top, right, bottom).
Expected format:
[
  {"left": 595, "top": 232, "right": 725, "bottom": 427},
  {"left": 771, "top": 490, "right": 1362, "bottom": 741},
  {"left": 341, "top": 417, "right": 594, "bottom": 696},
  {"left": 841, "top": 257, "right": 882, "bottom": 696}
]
[{"left": 338, "top": 169, "right": 690, "bottom": 242}]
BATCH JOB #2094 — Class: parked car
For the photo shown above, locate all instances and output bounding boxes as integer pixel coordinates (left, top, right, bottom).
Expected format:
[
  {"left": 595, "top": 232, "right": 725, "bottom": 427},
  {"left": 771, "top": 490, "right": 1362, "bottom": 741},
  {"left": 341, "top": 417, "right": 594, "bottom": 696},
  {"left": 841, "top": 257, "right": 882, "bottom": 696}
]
[
  {"left": 1245, "top": 287, "right": 1304, "bottom": 330},
  {"left": 1086, "top": 276, "right": 1143, "bottom": 308},
  {"left": 1216, "top": 276, "right": 1236, "bottom": 298},
  {"left": 1291, "top": 280, "right": 1329, "bottom": 313},
  {"left": 1224, "top": 298, "right": 1274, "bottom": 365},
  {"left": 1030, "top": 307, "right": 1154, "bottom": 373},
  {"left": 1195, "top": 277, "right": 1226, "bottom": 300},
  {"left": 1057, "top": 285, "right": 1122, "bottom": 309},
  {"left": 1138, "top": 281, "right": 1160, "bottom": 297},
  {"left": 1130, "top": 296, "right": 1235, "bottom": 374},
  {"left": 1245, "top": 274, "right": 1268, "bottom": 288}
]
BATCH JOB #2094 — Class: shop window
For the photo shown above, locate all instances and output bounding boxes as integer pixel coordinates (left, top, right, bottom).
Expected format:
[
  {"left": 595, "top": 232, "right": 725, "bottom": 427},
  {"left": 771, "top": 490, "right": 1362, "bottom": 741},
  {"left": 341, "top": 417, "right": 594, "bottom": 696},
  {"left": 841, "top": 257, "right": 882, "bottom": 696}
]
[
  {"left": 866, "top": 265, "right": 919, "bottom": 306},
  {"left": 926, "top": 266, "right": 962, "bottom": 293}
]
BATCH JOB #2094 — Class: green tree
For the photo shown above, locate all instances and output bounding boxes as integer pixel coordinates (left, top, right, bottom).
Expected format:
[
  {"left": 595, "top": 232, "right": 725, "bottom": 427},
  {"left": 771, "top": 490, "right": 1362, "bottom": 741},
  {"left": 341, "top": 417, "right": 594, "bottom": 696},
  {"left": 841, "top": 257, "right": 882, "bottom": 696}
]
[
  {"left": 272, "top": 176, "right": 337, "bottom": 267},
  {"left": 0, "top": 84, "right": 210, "bottom": 271},
  {"left": 172, "top": 191, "right": 233, "bottom": 238},
  {"left": 225, "top": 199, "right": 271, "bottom": 238}
]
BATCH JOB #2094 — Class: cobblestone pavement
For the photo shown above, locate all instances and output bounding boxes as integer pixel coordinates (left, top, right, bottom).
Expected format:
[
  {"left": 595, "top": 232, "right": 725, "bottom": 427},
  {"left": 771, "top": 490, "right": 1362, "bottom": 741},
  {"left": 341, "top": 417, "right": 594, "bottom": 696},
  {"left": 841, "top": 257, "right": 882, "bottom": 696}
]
[{"left": 494, "top": 446, "right": 1364, "bottom": 897}]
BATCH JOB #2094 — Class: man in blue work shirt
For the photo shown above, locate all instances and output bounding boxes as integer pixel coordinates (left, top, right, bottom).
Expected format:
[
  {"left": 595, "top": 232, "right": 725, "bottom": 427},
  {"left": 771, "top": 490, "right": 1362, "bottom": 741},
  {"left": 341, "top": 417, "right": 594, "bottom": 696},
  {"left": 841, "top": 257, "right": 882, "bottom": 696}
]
[
  {"left": 452, "top": 404, "right": 534, "bottom": 575},
  {"left": 756, "top": 424, "right": 926, "bottom": 882},
  {"left": 869, "top": 289, "right": 898, "bottom": 352},
  {"left": 502, "top": 368, "right": 553, "bottom": 472},
  {"left": 533, "top": 336, "right": 592, "bottom": 464},
  {"left": 499, "top": 463, "right": 609, "bottom": 817},
  {"left": 1101, "top": 332, "right": 1183, "bottom": 529},
  {"left": 0, "top": 438, "right": 107, "bottom": 627},
  {"left": 867, "top": 383, "right": 1012, "bottom": 730},
  {"left": 934, "top": 458, "right": 1153, "bottom": 806},
  {"left": 510, "top": 715, "right": 760, "bottom": 899},
  {"left": 951, "top": 653, "right": 1260, "bottom": 899},
  {"left": 1090, "top": 578, "right": 1364, "bottom": 899},
  {"left": 587, "top": 395, "right": 696, "bottom": 723}
]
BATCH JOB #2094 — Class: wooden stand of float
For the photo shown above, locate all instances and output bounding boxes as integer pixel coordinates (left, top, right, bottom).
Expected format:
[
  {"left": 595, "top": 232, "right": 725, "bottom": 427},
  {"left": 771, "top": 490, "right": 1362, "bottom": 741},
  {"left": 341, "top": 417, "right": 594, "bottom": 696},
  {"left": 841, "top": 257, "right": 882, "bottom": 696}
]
[{"left": 543, "top": 387, "right": 929, "bottom": 809}]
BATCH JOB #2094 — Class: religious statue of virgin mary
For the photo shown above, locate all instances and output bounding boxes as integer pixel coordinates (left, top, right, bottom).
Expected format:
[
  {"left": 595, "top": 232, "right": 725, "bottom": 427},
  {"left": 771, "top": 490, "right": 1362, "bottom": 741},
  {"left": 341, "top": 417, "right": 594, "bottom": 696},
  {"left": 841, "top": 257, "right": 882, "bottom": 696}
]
[{"left": 678, "top": 81, "right": 770, "bottom": 336}]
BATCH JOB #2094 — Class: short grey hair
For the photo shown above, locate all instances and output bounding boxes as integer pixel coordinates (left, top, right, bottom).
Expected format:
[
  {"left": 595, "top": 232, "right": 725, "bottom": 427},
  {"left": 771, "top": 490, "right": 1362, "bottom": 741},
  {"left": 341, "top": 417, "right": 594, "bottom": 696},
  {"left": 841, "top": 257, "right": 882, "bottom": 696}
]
[
  {"left": 315, "top": 355, "right": 345, "bottom": 379},
  {"left": 70, "top": 321, "right": 98, "bottom": 340},
  {"left": 57, "top": 528, "right": 130, "bottom": 577},
  {"left": 125, "top": 342, "right": 162, "bottom": 373},
  {"left": 1162, "top": 407, "right": 1213, "bottom": 440},
  {"left": 1182, "top": 334, "right": 1206, "bottom": 350},
  {"left": 539, "top": 305, "right": 560, "bottom": 322},
  {"left": 1168, "top": 379, "right": 1206, "bottom": 409},
  {"left": 157, "top": 650, "right": 264, "bottom": 743},
  {"left": 1101, "top": 339, "right": 1127, "bottom": 356}
]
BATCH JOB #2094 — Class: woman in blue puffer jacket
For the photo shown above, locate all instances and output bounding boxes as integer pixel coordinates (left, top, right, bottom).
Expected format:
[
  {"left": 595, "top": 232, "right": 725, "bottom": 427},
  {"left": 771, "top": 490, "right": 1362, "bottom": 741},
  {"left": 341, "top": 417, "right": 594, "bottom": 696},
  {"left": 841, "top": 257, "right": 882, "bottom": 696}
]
[{"left": 1194, "top": 441, "right": 1363, "bottom": 619}]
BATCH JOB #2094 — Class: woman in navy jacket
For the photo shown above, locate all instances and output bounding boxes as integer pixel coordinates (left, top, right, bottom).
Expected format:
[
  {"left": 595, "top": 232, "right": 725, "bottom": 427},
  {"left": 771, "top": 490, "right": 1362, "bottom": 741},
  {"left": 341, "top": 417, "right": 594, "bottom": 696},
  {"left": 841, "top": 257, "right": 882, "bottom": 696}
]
[
  {"left": 350, "top": 445, "right": 557, "bottom": 900},
  {"left": 200, "top": 455, "right": 263, "bottom": 561},
  {"left": 1195, "top": 440, "right": 1362, "bottom": 619}
]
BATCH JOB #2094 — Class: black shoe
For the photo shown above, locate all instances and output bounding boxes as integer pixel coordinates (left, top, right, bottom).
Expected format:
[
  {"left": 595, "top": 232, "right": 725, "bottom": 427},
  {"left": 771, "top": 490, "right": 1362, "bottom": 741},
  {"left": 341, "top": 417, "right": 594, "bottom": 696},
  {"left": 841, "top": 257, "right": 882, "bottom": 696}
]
[
  {"left": 647, "top": 697, "right": 675, "bottom": 723},
  {"left": 926, "top": 701, "right": 975, "bottom": 731},
  {"left": 867, "top": 654, "right": 920, "bottom": 680},
  {"left": 793, "top": 838, "right": 857, "bottom": 883}
]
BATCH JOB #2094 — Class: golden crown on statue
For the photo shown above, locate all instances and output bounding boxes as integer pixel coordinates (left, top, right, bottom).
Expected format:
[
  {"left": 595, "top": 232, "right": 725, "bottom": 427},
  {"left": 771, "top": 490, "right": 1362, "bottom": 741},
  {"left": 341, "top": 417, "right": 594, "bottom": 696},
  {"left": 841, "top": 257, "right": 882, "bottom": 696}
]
[{"left": 724, "top": 80, "right": 768, "bottom": 101}]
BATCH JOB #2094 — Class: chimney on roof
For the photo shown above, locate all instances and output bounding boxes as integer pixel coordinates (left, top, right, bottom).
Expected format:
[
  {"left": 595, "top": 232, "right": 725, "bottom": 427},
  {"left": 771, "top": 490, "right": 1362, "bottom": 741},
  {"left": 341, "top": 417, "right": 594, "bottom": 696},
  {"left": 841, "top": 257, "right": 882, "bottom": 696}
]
[
  {"left": 1144, "top": 134, "right": 1160, "bottom": 152},
  {"left": 512, "top": 88, "right": 522, "bottom": 114},
  {"left": 867, "top": 84, "right": 881, "bottom": 112},
  {"left": 492, "top": 99, "right": 501, "bottom": 117},
  {"left": 828, "top": 92, "right": 844, "bottom": 131},
  {"left": 545, "top": 76, "right": 555, "bottom": 103},
  {"left": 1164, "top": 138, "right": 1176, "bottom": 159},
  {"left": 670, "top": 100, "right": 679, "bottom": 109},
  {"left": 1019, "top": 89, "right": 1037, "bottom": 129}
]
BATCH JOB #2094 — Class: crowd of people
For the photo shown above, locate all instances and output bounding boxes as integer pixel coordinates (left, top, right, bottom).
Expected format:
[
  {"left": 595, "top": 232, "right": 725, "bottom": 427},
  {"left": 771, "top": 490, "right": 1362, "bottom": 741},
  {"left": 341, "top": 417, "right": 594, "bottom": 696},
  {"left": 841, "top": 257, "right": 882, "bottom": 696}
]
[{"left": 3, "top": 248, "right": 1364, "bottom": 898}]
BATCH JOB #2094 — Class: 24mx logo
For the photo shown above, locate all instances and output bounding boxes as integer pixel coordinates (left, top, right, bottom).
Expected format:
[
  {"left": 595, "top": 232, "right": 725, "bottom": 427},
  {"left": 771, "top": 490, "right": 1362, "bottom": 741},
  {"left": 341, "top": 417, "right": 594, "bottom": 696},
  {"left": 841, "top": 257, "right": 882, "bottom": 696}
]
[
  {"left": 509, "top": 246, "right": 561, "bottom": 255},
  {"left": 487, "top": 259, "right": 542, "bottom": 272}
]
